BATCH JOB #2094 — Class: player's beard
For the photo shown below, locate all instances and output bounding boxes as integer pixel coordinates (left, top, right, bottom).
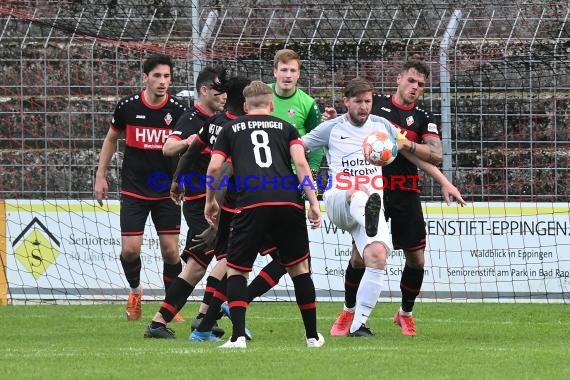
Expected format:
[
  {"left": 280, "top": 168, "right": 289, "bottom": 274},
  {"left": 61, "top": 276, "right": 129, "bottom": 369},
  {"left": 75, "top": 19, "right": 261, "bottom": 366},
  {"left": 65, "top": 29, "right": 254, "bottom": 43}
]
[{"left": 348, "top": 111, "right": 368, "bottom": 126}]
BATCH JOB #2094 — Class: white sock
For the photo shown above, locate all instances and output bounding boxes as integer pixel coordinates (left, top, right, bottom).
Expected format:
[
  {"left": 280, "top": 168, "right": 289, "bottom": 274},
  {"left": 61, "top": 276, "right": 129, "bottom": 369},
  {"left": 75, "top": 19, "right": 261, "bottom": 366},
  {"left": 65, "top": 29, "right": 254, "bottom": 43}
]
[
  {"left": 349, "top": 191, "right": 368, "bottom": 227},
  {"left": 344, "top": 305, "right": 355, "bottom": 313},
  {"left": 399, "top": 307, "right": 412, "bottom": 317},
  {"left": 350, "top": 267, "right": 385, "bottom": 333}
]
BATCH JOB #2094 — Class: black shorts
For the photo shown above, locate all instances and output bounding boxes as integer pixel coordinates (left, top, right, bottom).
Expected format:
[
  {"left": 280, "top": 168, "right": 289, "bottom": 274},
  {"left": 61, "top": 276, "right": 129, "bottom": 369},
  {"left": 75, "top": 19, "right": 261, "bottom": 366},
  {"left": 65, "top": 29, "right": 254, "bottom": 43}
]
[
  {"left": 383, "top": 190, "right": 426, "bottom": 251},
  {"left": 215, "top": 209, "right": 277, "bottom": 261},
  {"left": 182, "top": 197, "right": 215, "bottom": 268},
  {"left": 120, "top": 195, "right": 181, "bottom": 236},
  {"left": 226, "top": 206, "right": 309, "bottom": 272}
]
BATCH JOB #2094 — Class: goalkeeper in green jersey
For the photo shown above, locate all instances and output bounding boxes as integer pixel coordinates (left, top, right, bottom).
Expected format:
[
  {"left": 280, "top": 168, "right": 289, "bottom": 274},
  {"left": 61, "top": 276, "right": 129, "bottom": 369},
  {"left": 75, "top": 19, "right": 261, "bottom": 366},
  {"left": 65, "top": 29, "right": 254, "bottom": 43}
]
[{"left": 269, "top": 49, "right": 324, "bottom": 178}]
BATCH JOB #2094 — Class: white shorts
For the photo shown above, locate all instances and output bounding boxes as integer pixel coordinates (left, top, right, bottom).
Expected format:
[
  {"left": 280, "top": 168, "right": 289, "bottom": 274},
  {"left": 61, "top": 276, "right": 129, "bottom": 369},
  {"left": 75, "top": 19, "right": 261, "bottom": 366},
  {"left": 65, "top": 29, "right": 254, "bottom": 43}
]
[{"left": 323, "top": 187, "right": 392, "bottom": 257}]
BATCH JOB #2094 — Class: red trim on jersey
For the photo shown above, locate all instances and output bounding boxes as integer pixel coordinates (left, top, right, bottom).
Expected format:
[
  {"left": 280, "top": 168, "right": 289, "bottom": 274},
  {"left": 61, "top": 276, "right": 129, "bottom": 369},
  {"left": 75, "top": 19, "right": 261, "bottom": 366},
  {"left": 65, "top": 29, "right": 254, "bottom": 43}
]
[
  {"left": 290, "top": 139, "right": 303, "bottom": 146},
  {"left": 259, "top": 271, "right": 278, "bottom": 287},
  {"left": 195, "top": 134, "right": 207, "bottom": 146},
  {"left": 141, "top": 91, "right": 169, "bottom": 110},
  {"left": 216, "top": 253, "right": 228, "bottom": 260},
  {"left": 125, "top": 124, "right": 172, "bottom": 150},
  {"left": 299, "top": 302, "right": 317, "bottom": 310},
  {"left": 221, "top": 205, "right": 239, "bottom": 213},
  {"left": 422, "top": 133, "right": 440, "bottom": 140},
  {"left": 211, "top": 150, "right": 228, "bottom": 159},
  {"left": 225, "top": 111, "right": 238, "bottom": 120},
  {"left": 241, "top": 202, "right": 304, "bottom": 210},
  {"left": 194, "top": 103, "right": 213, "bottom": 117},
  {"left": 202, "top": 146, "right": 212, "bottom": 154},
  {"left": 120, "top": 190, "right": 171, "bottom": 201},
  {"left": 109, "top": 123, "right": 121, "bottom": 132},
  {"left": 283, "top": 252, "right": 310, "bottom": 267},
  {"left": 391, "top": 95, "right": 415, "bottom": 111},
  {"left": 183, "top": 193, "right": 206, "bottom": 201},
  {"left": 229, "top": 300, "right": 249, "bottom": 309},
  {"left": 161, "top": 302, "right": 177, "bottom": 314}
]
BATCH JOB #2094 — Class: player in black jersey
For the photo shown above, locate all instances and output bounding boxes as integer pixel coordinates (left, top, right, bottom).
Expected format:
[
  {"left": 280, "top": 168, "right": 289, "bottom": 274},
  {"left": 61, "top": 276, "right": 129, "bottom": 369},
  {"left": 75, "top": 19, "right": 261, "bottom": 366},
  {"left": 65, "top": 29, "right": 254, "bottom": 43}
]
[
  {"left": 181, "top": 77, "right": 252, "bottom": 341},
  {"left": 329, "top": 60, "right": 466, "bottom": 337},
  {"left": 206, "top": 81, "right": 324, "bottom": 348},
  {"left": 139, "top": 66, "right": 226, "bottom": 328},
  {"left": 143, "top": 76, "right": 249, "bottom": 340},
  {"left": 94, "top": 54, "right": 187, "bottom": 321}
]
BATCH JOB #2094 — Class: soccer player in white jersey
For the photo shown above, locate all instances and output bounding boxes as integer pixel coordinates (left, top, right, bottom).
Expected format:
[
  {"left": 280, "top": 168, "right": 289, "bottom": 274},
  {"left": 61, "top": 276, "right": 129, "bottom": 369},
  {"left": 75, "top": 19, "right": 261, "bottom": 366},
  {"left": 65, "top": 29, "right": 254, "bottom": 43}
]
[{"left": 302, "top": 77, "right": 461, "bottom": 336}]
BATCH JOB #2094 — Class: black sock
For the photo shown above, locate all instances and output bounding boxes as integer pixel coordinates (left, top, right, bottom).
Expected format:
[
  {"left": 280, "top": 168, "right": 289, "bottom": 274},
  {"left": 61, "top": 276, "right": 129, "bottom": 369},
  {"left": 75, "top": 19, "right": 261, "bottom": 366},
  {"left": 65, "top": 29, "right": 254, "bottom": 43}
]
[
  {"left": 120, "top": 254, "right": 142, "bottom": 289},
  {"left": 400, "top": 265, "right": 424, "bottom": 313},
  {"left": 226, "top": 275, "right": 248, "bottom": 341},
  {"left": 163, "top": 261, "right": 182, "bottom": 292},
  {"left": 159, "top": 277, "right": 194, "bottom": 322},
  {"left": 201, "top": 276, "right": 220, "bottom": 306},
  {"left": 292, "top": 272, "right": 318, "bottom": 339},
  {"left": 247, "top": 259, "right": 287, "bottom": 302},
  {"left": 197, "top": 275, "right": 227, "bottom": 332},
  {"left": 344, "top": 261, "right": 364, "bottom": 309}
]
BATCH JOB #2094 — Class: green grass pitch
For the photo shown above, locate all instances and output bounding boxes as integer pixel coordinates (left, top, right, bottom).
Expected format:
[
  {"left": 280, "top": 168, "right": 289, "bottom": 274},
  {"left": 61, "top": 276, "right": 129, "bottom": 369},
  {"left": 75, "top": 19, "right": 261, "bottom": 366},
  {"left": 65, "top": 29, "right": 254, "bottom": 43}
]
[{"left": 1, "top": 302, "right": 568, "bottom": 379}]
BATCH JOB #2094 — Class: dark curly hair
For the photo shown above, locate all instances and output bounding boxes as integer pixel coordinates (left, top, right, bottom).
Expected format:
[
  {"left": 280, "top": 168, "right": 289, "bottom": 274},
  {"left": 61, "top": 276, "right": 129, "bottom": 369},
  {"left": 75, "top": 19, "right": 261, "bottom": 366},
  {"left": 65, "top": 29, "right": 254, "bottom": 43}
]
[{"left": 212, "top": 76, "right": 251, "bottom": 115}]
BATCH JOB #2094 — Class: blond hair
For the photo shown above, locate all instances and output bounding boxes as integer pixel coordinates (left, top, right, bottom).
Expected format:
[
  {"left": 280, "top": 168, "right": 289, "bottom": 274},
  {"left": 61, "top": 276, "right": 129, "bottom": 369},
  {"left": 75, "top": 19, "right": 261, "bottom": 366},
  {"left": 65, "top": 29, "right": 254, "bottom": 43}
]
[
  {"left": 273, "top": 49, "right": 301, "bottom": 69},
  {"left": 243, "top": 80, "right": 273, "bottom": 109}
]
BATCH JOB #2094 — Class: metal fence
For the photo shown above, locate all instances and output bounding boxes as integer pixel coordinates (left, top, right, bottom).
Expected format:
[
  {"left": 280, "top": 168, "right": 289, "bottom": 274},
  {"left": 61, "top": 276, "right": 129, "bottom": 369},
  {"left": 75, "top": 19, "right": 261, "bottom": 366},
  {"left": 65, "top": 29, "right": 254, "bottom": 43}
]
[{"left": 0, "top": 0, "right": 569, "bottom": 201}]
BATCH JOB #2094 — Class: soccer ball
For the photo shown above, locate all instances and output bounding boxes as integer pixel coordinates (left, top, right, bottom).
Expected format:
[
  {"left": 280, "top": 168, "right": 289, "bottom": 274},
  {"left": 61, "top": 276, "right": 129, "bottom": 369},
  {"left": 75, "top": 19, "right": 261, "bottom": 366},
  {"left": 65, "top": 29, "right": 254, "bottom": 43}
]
[{"left": 362, "top": 131, "right": 398, "bottom": 166}]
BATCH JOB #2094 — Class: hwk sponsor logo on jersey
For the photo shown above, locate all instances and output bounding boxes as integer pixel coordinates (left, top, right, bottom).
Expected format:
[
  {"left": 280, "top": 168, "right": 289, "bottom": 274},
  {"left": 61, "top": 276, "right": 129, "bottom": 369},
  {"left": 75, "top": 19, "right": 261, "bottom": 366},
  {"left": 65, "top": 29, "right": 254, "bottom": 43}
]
[
  {"left": 126, "top": 125, "right": 172, "bottom": 150},
  {"left": 406, "top": 115, "right": 414, "bottom": 126},
  {"left": 164, "top": 112, "right": 173, "bottom": 126}
]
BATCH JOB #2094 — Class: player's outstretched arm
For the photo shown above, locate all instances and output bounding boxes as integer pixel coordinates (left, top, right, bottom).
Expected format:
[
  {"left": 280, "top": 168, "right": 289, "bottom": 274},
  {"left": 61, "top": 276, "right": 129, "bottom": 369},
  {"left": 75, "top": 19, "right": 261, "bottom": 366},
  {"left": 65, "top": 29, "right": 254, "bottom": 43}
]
[
  {"left": 172, "top": 135, "right": 205, "bottom": 182},
  {"left": 403, "top": 135, "right": 443, "bottom": 166},
  {"left": 397, "top": 143, "right": 466, "bottom": 206},
  {"left": 95, "top": 127, "right": 121, "bottom": 206},
  {"left": 162, "top": 133, "right": 195, "bottom": 156},
  {"left": 170, "top": 136, "right": 207, "bottom": 204},
  {"left": 291, "top": 144, "right": 321, "bottom": 229}
]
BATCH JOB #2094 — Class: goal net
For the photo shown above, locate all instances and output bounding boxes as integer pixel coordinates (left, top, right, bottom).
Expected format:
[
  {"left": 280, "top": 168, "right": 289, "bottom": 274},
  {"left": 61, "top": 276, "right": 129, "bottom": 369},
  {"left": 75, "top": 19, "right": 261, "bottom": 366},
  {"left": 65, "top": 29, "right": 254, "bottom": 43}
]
[{"left": 1, "top": 0, "right": 569, "bottom": 304}]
